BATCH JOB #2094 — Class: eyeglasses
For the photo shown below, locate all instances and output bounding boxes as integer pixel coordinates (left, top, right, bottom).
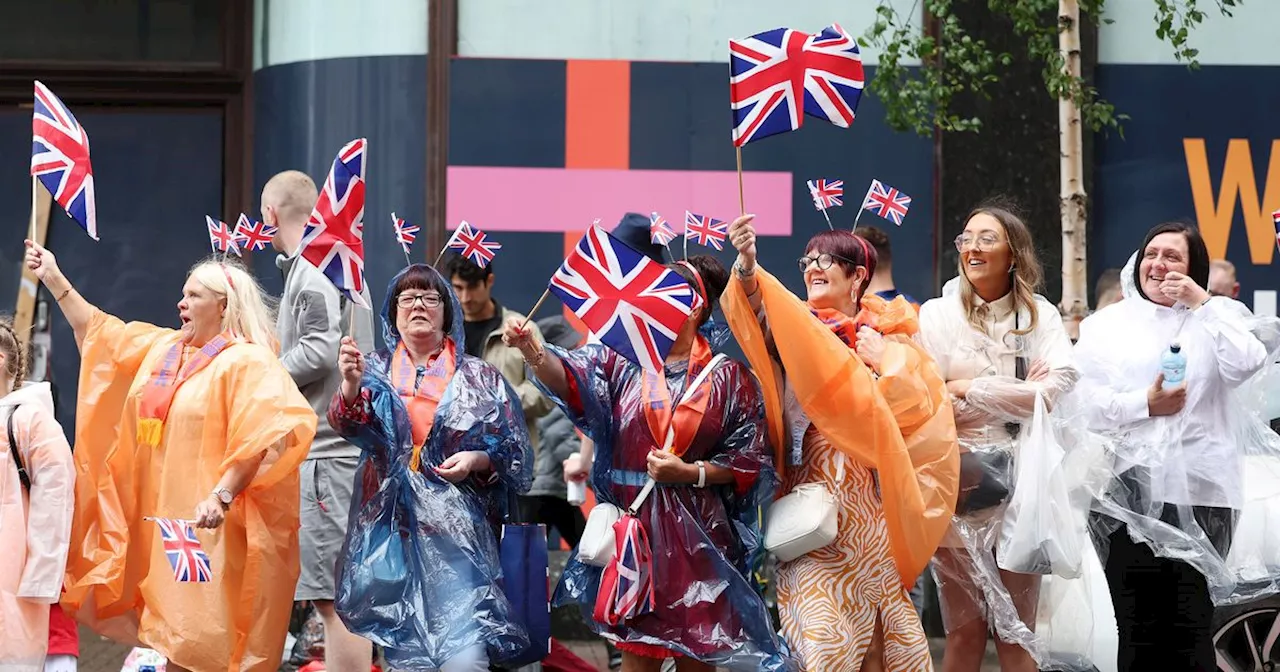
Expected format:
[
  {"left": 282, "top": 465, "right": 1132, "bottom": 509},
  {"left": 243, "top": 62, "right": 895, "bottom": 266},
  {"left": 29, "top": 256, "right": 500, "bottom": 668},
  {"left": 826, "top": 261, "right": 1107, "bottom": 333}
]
[
  {"left": 796, "top": 253, "right": 857, "bottom": 272},
  {"left": 396, "top": 293, "right": 442, "bottom": 309},
  {"left": 954, "top": 233, "right": 1003, "bottom": 252}
]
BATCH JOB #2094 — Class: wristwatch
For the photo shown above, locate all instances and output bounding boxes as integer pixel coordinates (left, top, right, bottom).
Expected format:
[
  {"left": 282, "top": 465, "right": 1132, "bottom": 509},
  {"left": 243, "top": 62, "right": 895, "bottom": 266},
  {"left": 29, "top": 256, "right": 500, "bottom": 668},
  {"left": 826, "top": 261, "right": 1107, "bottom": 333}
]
[
  {"left": 212, "top": 487, "right": 233, "bottom": 511},
  {"left": 733, "top": 261, "right": 756, "bottom": 278}
]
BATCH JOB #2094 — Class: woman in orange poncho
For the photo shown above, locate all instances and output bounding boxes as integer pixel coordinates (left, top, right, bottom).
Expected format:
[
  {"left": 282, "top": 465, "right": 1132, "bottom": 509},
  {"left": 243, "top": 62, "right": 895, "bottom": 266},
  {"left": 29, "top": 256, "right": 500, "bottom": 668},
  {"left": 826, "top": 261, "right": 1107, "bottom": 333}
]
[
  {"left": 23, "top": 240, "right": 316, "bottom": 672},
  {"left": 721, "top": 219, "right": 959, "bottom": 671}
]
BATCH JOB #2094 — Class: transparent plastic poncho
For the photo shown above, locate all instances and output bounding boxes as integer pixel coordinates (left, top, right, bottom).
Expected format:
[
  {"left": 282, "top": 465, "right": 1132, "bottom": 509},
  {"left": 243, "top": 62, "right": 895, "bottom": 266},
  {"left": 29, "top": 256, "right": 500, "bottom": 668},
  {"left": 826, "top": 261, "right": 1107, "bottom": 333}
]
[
  {"left": 329, "top": 265, "right": 534, "bottom": 670},
  {"left": 533, "top": 339, "right": 797, "bottom": 672},
  {"left": 1071, "top": 253, "right": 1280, "bottom": 608}
]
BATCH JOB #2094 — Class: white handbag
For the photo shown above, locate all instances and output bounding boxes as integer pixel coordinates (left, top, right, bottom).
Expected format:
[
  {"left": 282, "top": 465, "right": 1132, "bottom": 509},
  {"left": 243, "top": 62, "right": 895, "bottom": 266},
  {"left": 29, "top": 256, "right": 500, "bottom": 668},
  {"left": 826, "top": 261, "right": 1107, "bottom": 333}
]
[
  {"left": 764, "top": 453, "right": 842, "bottom": 562},
  {"left": 575, "top": 355, "right": 728, "bottom": 568}
]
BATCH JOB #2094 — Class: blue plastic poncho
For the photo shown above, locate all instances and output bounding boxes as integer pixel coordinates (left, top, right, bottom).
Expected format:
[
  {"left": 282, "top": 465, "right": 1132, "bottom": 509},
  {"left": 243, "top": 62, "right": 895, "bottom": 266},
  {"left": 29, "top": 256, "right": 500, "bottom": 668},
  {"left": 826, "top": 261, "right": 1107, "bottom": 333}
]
[
  {"left": 328, "top": 265, "right": 534, "bottom": 670},
  {"left": 534, "top": 340, "right": 797, "bottom": 672}
]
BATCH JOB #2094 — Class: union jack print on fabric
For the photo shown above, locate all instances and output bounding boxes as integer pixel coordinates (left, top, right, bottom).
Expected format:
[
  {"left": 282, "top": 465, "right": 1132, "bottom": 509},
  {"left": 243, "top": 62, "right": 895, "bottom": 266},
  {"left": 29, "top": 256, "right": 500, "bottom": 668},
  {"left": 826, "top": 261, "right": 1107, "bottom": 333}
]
[
  {"left": 729, "top": 23, "right": 866, "bottom": 147},
  {"left": 548, "top": 225, "right": 697, "bottom": 373},
  {"left": 684, "top": 212, "right": 728, "bottom": 251},
  {"left": 649, "top": 212, "right": 677, "bottom": 246},
  {"left": 233, "top": 214, "right": 276, "bottom": 252},
  {"left": 594, "top": 516, "right": 654, "bottom": 626},
  {"left": 206, "top": 216, "right": 240, "bottom": 256},
  {"left": 31, "top": 81, "right": 98, "bottom": 240},
  {"left": 861, "top": 179, "right": 912, "bottom": 226},
  {"left": 447, "top": 221, "right": 503, "bottom": 269},
  {"left": 392, "top": 212, "right": 419, "bottom": 257},
  {"left": 300, "top": 138, "right": 368, "bottom": 307},
  {"left": 151, "top": 518, "right": 212, "bottom": 583},
  {"left": 808, "top": 179, "right": 844, "bottom": 210}
]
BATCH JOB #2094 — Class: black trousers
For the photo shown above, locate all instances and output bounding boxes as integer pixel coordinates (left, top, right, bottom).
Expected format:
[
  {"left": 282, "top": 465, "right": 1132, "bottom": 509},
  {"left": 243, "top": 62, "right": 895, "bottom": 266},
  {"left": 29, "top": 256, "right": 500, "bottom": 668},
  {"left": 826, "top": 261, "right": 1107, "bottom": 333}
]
[
  {"left": 517, "top": 494, "right": 587, "bottom": 547},
  {"left": 1103, "top": 507, "right": 1235, "bottom": 672}
]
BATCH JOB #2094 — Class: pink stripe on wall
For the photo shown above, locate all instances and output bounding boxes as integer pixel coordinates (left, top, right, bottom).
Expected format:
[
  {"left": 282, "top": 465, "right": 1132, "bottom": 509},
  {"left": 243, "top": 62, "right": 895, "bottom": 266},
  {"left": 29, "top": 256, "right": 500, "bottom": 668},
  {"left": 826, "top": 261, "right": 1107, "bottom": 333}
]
[{"left": 446, "top": 166, "right": 794, "bottom": 236}]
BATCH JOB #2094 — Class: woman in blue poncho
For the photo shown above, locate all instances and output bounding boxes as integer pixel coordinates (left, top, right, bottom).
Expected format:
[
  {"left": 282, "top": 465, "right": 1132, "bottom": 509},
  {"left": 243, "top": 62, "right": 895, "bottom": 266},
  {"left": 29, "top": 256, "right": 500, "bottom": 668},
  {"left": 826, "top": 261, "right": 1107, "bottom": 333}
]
[{"left": 328, "top": 264, "right": 533, "bottom": 671}]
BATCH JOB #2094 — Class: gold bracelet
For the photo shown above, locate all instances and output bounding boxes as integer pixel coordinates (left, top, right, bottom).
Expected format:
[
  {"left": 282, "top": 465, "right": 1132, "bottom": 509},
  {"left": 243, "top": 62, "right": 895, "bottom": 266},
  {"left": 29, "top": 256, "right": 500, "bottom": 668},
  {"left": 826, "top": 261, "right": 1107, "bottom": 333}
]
[
  {"left": 523, "top": 346, "right": 546, "bottom": 368},
  {"left": 55, "top": 287, "right": 71, "bottom": 302}
]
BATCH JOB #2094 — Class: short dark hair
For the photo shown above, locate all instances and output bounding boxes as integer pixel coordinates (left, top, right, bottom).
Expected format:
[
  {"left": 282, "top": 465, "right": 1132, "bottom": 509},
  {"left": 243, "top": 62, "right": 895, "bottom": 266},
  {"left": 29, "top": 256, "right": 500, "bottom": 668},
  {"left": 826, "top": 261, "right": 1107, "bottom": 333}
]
[
  {"left": 669, "top": 255, "right": 729, "bottom": 328},
  {"left": 805, "top": 229, "right": 878, "bottom": 281},
  {"left": 1134, "top": 221, "right": 1211, "bottom": 304},
  {"left": 444, "top": 253, "right": 492, "bottom": 286},
  {"left": 853, "top": 225, "right": 891, "bottom": 264},
  {"left": 387, "top": 265, "right": 454, "bottom": 337}
]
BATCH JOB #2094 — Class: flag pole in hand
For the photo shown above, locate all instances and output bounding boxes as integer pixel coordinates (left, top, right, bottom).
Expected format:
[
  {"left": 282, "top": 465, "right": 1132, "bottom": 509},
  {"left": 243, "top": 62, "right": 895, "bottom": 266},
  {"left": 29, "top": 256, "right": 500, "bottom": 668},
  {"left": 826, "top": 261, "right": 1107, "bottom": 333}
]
[
  {"left": 735, "top": 146, "right": 746, "bottom": 216},
  {"left": 28, "top": 175, "right": 38, "bottom": 241},
  {"left": 521, "top": 288, "right": 551, "bottom": 330}
]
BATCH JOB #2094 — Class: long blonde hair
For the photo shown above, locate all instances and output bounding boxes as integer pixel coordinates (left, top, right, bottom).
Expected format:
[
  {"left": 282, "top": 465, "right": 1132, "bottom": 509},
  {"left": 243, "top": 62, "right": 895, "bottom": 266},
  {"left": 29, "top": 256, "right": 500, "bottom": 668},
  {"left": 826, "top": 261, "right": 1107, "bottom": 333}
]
[
  {"left": 958, "top": 204, "right": 1043, "bottom": 337},
  {"left": 188, "top": 258, "right": 280, "bottom": 353}
]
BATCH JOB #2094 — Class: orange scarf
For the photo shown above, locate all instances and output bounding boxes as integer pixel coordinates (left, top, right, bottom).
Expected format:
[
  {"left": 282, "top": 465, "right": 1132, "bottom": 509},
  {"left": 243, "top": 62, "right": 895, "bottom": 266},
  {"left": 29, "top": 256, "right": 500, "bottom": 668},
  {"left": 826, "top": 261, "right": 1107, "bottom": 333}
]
[
  {"left": 137, "top": 333, "right": 235, "bottom": 448},
  {"left": 390, "top": 339, "right": 457, "bottom": 471},
  {"left": 639, "top": 336, "right": 716, "bottom": 457}
]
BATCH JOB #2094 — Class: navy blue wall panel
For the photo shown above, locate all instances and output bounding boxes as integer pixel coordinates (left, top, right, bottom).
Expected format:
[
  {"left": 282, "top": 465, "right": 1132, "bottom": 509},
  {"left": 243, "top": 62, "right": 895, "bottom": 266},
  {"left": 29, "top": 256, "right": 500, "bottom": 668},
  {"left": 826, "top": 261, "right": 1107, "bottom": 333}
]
[
  {"left": 1095, "top": 64, "right": 1280, "bottom": 297},
  {"left": 449, "top": 58, "right": 566, "bottom": 168}
]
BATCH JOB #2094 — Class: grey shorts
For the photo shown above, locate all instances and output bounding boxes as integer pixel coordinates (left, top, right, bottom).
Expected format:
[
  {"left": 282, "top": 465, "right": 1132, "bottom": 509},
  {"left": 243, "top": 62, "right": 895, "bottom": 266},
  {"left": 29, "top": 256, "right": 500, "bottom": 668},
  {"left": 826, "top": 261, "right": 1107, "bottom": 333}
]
[{"left": 295, "top": 455, "right": 360, "bottom": 602}]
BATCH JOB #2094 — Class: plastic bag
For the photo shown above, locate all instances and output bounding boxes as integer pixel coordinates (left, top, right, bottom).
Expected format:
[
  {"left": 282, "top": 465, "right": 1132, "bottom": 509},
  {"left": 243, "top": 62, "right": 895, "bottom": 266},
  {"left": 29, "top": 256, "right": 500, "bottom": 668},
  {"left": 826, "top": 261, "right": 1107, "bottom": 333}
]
[
  {"left": 1034, "top": 543, "right": 1118, "bottom": 672},
  {"left": 998, "top": 393, "right": 1085, "bottom": 578}
]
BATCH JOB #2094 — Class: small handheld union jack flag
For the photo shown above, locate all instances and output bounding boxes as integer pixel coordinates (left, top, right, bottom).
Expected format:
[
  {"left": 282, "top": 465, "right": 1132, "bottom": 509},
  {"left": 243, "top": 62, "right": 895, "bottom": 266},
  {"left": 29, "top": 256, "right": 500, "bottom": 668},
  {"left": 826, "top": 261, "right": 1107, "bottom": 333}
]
[
  {"left": 729, "top": 24, "right": 865, "bottom": 147},
  {"left": 808, "top": 179, "right": 844, "bottom": 210},
  {"left": 684, "top": 212, "right": 728, "bottom": 252},
  {"left": 446, "top": 221, "right": 502, "bottom": 269},
  {"left": 233, "top": 214, "right": 276, "bottom": 252},
  {"left": 649, "top": 212, "right": 677, "bottom": 246},
  {"left": 206, "top": 216, "right": 241, "bottom": 257},
  {"left": 149, "top": 517, "right": 212, "bottom": 583},
  {"left": 300, "top": 138, "right": 368, "bottom": 308},
  {"left": 31, "top": 81, "right": 97, "bottom": 240},
  {"left": 391, "top": 212, "right": 419, "bottom": 262},
  {"left": 857, "top": 179, "right": 912, "bottom": 226}
]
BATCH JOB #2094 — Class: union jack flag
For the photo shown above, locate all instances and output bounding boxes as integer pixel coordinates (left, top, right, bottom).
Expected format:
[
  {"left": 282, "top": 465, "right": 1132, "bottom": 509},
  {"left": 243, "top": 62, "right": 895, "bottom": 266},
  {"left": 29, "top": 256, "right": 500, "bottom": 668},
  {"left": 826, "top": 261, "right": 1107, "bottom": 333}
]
[
  {"left": 233, "top": 213, "right": 276, "bottom": 252},
  {"left": 206, "top": 216, "right": 240, "bottom": 256},
  {"left": 593, "top": 516, "right": 654, "bottom": 626},
  {"left": 447, "top": 221, "right": 502, "bottom": 269},
  {"left": 808, "top": 179, "right": 844, "bottom": 210},
  {"left": 860, "top": 179, "right": 912, "bottom": 226},
  {"left": 649, "top": 212, "right": 676, "bottom": 246},
  {"left": 151, "top": 518, "right": 212, "bottom": 583},
  {"left": 684, "top": 212, "right": 728, "bottom": 251},
  {"left": 300, "top": 138, "right": 368, "bottom": 308},
  {"left": 1273, "top": 209, "right": 1280, "bottom": 252},
  {"left": 392, "top": 212, "right": 419, "bottom": 257},
  {"left": 549, "top": 225, "right": 697, "bottom": 373},
  {"left": 31, "top": 81, "right": 97, "bottom": 240},
  {"left": 729, "top": 24, "right": 865, "bottom": 147}
]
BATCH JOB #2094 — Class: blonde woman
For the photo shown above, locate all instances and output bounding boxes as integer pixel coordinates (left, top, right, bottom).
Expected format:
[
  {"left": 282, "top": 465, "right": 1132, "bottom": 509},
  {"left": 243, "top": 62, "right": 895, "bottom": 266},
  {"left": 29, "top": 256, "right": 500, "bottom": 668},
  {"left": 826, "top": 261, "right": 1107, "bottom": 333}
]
[
  {"left": 24, "top": 240, "right": 317, "bottom": 672},
  {"left": 916, "top": 204, "right": 1077, "bottom": 672}
]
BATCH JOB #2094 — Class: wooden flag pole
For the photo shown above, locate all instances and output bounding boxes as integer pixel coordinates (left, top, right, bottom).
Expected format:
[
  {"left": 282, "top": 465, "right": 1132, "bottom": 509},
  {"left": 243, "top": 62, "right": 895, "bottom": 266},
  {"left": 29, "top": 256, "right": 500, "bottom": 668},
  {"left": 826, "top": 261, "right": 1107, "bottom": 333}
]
[
  {"left": 735, "top": 146, "right": 746, "bottom": 216},
  {"left": 15, "top": 179, "right": 52, "bottom": 353},
  {"left": 520, "top": 288, "right": 551, "bottom": 330},
  {"left": 28, "top": 175, "right": 38, "bottom": 241}
]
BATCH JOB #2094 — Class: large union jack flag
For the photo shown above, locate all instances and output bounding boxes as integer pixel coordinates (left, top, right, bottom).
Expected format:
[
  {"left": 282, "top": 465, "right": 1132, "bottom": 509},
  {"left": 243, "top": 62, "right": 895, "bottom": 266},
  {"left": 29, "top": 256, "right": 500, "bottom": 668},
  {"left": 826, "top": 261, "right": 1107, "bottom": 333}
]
[
  {"left": 649, "top": 212, "right": 676, "bottom": 246},
  {"left": 729, "top": 24, "right": 865, "bottom": 147},
  {"left": 206, "top": 216, "right": 240, "bottom": 256},
  {"left": 447, "top": 221, "right": 502, "bottom": 269},
  {"left": 684, "top": 212, "right": 728, "bottom": 251},
  {"left": 860, "top": 179, "right": 912, "bottom": 226},
  {"left": 808, "top": 179, "right": 844, "bottom": 210},
  {"left": 151, "top": 517, "right": 212, "bottom": 583},
  {"left": 300, "top": 139, "right": 368, "bottom": 307},
  {"left": 549, "top": 226, "right": 696, "bottom": 373},
  {"left": 31, "top": 81, "right": 97, "bottom": 240},
  {"left": 233, "top": 213, "right": 276, "bottom": 252},
  {"left": 391, "top": 212, "right": 419, "bottom": 257}
]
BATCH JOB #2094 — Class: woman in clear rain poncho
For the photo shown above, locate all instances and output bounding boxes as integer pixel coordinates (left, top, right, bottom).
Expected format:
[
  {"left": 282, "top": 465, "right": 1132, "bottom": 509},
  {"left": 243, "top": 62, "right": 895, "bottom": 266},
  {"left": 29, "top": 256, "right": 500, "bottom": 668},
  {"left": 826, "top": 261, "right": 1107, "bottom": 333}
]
[
  {"left": 502, "top": 254, "right": 792, "bottom": 672},
  {"left": 1072, "top": 221, "right": 1280, "bottom": 670},
  {"left": 328, "top": 264, "right": 533, "bottom": 672},
  {"left": 916, "top": 204, "right": 1078, "bottom": 672},
  {"left": 721, "top": 219, "right": 960, "bottom": 672}
]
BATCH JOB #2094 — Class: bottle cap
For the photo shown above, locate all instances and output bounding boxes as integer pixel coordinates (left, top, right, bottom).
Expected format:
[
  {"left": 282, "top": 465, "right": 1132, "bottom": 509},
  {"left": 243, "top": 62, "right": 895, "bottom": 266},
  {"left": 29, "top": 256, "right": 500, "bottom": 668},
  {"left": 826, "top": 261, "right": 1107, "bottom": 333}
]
[{"left": 1170, "top": 341, "right": 1181, "bottom": 352}]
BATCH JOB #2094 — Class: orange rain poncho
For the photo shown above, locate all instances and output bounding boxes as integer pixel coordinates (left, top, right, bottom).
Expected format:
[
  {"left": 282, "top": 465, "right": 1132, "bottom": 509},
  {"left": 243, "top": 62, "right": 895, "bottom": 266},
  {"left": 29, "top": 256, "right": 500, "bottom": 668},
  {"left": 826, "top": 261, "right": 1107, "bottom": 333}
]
[
  {"left": 721, "top": 268, "right": 959, "bottom": 586},
  {"left": 62, "top": 310, "right": 316, "bottom": 672}
]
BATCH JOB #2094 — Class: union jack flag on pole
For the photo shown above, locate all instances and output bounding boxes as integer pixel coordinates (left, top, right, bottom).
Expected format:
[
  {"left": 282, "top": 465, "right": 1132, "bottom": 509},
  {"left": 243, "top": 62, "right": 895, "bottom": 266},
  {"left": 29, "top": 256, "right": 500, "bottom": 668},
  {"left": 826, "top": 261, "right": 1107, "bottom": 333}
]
[
  {"left": 548, "top": 225, "right": 697, "bottom": 373},
  {"left": 858, "top": 179, "right": 912, "bottom": 226},
  {"left": 233, "top": 214, "right": 276, "bottom": 252},
  {"left": 649, "top": 212, "right": 677, "bottom": 246},
  {"left": 206, "top": 216, "right": 240, "bottom": 256},
  {"left": 684, "top": 212, "right": 728, "bottom": 251},
  {"left": 446, "top": 221, "right": 502, "bottom": 269},
  {"left": 808, "top": 179, "right": 844, "bottom": 210},
  {"left": 299, "top": 138, "right": 368, "bottom": 308},
  {"left": 729, "top": 24, "right": 865, "bottom": 147},
  {"left": 31, "top": 81, "right": 97, "bottom": 240},
  {"left": 392, "top": 212, "right": 419, "bottom": 259},
  {"left": 149, "top": 517, "right": 212, "bottom": 583}
]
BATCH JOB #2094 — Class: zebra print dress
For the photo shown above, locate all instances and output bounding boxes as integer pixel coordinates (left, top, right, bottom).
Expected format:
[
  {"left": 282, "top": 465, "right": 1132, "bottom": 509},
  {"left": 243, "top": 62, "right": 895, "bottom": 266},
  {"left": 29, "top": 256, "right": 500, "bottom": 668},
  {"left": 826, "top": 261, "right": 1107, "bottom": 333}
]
[{"left": 776, "top": 426, "right": 933, "bottom": 671}]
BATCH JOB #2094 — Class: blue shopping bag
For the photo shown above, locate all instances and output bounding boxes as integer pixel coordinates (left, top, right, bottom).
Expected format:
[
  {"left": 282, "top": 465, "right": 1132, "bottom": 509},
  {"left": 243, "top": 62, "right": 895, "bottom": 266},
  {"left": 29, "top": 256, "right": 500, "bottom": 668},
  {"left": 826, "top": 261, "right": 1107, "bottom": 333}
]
[{"left": 498, "top": 522, "right": 551, "bottom": 666}]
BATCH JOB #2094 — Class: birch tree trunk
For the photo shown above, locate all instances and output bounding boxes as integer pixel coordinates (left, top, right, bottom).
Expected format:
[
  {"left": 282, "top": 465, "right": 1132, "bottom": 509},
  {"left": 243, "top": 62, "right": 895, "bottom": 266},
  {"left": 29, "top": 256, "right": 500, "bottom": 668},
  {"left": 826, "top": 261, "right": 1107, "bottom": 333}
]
[{"left": 1059, "top": 0, "right": 1088, "bottom": 339}]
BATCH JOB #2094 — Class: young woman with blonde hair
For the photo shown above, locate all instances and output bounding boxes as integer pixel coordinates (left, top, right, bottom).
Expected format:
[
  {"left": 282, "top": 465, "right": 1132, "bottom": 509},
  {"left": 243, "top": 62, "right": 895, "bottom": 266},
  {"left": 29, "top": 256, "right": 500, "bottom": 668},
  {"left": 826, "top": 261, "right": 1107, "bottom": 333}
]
[{"left": 24, "top": 240, "right": 317, "bottom": 672}]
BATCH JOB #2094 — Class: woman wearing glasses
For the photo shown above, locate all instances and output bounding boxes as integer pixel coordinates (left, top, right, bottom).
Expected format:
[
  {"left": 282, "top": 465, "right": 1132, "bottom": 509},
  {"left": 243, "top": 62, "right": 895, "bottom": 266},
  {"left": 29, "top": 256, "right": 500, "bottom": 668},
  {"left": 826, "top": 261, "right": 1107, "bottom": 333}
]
[
  {"left": 916, "top": 203, "right": 1077, "bottom": 672},
  {"left": 328, "top": 264, "right": 534, "bottom": 671},
  {"left": 722, "top": 222, "right": 959, "bottom": 671}
]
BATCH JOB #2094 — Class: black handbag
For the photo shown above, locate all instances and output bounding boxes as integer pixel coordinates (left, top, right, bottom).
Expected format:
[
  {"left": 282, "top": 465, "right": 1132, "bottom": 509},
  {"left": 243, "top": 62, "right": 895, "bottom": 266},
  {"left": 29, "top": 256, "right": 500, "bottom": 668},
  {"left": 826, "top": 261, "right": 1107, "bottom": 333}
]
[{"left": 956, "top": 450, "right": 1011, "bottom": 515}]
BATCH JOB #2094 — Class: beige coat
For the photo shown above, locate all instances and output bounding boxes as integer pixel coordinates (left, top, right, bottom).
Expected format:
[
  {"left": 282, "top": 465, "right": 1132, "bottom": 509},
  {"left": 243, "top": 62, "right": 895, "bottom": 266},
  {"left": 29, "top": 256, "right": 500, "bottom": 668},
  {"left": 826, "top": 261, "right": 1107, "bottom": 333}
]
[{"left": 480, "top": 307, "right": 554, "bottom": 455}]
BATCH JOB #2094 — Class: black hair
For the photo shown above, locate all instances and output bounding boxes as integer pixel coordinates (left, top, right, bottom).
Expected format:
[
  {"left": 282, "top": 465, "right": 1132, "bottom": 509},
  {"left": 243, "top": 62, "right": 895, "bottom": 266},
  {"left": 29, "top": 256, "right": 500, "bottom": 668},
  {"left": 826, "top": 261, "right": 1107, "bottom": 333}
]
[
  {"left": 852, "top": 225, "right": 892, "bottom": 265},
  {"left": 1133, "top": 222, "right": 1210, "bottom": 304},
  {"left": 443, "top": 253, "right": 493, "bottom": 286},
  {"left": 387, "top": 265, "right": 454, "bottom": 337},
  {"left": 668, "top": 255, "right": 729, "bottom": 328}
]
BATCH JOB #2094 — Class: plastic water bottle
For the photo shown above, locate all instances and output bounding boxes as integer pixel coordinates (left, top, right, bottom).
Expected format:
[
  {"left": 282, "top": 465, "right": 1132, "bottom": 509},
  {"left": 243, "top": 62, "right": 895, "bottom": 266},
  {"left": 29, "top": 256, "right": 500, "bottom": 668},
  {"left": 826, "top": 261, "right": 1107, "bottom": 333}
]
[
  {"left": 566, "top": 452, "right": 587, "bottom": 505},
  {"left": 1161, "top": 341, "right": 1186, "bottom": 389}
]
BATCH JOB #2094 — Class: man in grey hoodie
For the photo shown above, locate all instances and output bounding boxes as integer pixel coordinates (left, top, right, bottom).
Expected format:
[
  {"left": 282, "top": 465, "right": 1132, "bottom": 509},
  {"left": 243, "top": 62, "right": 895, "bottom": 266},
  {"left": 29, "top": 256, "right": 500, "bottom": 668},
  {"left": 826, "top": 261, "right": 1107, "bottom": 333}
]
[{"left": 262, "top": 170, "right": 375, "bottom": 672}]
